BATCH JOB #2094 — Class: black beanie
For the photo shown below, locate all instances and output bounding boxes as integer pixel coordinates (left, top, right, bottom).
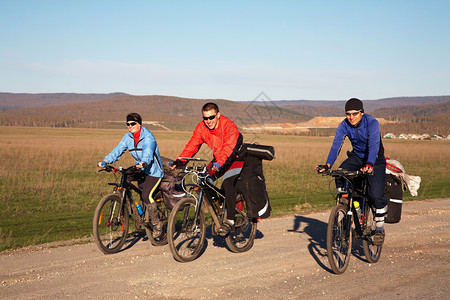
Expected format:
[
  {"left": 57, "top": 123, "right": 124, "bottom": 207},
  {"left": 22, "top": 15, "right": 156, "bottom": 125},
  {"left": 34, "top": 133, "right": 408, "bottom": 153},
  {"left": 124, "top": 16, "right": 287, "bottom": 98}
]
[
  {"left": 126, "top": 113, "right": 142, "bottom": 125},
  {"left": 345, "top": 98, "right": 364, "bottom": 113}
]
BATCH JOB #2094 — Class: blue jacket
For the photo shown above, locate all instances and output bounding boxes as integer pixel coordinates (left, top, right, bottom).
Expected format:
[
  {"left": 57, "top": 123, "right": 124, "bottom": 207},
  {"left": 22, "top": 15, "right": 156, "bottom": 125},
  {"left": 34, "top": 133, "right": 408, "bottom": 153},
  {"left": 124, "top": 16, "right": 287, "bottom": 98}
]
[
  {"left": 103, "top": 127, "right": 164, "bottom": 178},
  {"left": 326, "top": 114, "right": 384, "bottom": 167}
]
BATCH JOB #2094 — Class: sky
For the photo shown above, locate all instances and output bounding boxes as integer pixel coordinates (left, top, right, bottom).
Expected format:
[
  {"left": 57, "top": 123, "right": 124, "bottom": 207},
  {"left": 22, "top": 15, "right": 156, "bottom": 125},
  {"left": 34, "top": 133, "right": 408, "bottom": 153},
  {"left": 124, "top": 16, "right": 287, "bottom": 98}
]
[{"left": 1, "top": 0, "right": 449, "bottom": 101}]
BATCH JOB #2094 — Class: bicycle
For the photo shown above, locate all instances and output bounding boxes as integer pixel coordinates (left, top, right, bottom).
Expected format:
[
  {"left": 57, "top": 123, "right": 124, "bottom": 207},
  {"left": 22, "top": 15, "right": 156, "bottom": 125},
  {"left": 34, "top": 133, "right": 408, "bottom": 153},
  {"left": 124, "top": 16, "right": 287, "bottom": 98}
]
[
  {"left": 318, "top": 168, "right": 382, "bottom": 274},
  {"left": 167, "top": 158, "right": 258, "bottom": 262},
  {"left": 93, "top": 165, "right": 170, "bottom": 254}
]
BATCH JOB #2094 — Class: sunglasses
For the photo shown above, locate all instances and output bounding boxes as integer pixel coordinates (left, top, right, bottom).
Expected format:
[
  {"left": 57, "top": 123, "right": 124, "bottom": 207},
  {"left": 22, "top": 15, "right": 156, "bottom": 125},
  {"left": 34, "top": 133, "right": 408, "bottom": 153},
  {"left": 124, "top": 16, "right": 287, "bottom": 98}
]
[
  {"left": 346, "top": 111, "right": 361, "bottom": 117},
  {"left": 202, "top": 115, "right": 217, "bottom": 121},
  {"left": 126, "top": 121, "right": 138, "bottom": 126}
]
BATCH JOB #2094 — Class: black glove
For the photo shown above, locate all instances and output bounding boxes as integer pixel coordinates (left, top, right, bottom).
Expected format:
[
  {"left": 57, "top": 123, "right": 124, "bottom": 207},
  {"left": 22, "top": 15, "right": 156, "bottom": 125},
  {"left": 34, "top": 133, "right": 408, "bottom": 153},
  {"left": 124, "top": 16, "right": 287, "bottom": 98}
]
[
  {"left": 170, "top": 159, "right": 185, "bottom": 168},
  {"left": 315, "top": 164, "right": 329, "bottom": 173}
]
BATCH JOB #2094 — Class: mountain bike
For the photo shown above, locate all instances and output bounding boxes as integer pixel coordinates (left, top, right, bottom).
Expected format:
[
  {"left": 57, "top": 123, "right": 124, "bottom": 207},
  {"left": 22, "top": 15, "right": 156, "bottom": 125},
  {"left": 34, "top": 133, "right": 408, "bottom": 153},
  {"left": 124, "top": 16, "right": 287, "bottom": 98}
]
[
  {"left": 167, "top": 158, "right": 258, "bottom": 262},
  {"left": 93, "top": 165, "right": 169, "bottom": 254},
  {"left": 318, "top": 168, "right": 382, "bottom": 274}
]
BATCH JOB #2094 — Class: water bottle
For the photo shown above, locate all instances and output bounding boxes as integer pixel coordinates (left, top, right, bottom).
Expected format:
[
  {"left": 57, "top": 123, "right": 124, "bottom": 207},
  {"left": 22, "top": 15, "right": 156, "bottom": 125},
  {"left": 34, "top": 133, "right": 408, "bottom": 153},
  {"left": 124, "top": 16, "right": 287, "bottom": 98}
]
[
  {"left": 135, "top": 202, "right": 144, "bottom": 216},
  {"left": 354, "top": 200, "right": 362, "bottom": 222}
]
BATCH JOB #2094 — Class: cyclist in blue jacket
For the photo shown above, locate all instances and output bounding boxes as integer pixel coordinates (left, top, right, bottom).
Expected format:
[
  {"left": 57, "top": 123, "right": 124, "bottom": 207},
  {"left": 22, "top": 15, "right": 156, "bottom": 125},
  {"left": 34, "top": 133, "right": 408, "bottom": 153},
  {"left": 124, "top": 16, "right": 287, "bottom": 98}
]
[
  {"left": 316, "top": 98, "right": 387, "bottom": 245},
  {"left": 98, "top": 113, "right": 165, "bottom": 238}
]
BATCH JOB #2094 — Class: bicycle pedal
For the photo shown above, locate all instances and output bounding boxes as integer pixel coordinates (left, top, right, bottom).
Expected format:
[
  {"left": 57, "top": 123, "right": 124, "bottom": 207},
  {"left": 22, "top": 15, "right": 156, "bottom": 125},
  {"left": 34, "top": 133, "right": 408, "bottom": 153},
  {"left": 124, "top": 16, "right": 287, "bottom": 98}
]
[{"left": 217, "top": 223, "right": 231, "bottom": 237}]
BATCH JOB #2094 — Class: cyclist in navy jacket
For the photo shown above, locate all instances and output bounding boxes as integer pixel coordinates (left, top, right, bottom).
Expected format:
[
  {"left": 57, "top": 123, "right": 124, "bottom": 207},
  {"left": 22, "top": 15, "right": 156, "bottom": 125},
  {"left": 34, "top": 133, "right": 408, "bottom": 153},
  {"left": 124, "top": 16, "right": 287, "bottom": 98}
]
[
  {"left": 98, "top": 113, "right": 165, "bottom": 238},
  {"left": 316, "top": 98, "right": 387, "bottom": 245}
]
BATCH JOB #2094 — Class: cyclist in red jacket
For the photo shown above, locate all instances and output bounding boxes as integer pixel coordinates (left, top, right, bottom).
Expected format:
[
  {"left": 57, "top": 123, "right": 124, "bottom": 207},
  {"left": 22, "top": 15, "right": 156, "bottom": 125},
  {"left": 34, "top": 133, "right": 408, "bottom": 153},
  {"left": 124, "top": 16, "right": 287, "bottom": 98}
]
[{"left": 170, "top": 102, "right": 243, "bottom": 235}]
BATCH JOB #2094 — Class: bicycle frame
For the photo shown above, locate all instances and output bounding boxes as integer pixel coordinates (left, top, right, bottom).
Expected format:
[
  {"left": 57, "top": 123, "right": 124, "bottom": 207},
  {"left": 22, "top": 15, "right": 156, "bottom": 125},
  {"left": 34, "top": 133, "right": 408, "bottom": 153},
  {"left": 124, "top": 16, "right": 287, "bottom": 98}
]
[
  {"left": 182, "top": 168, "right": 227, "bottom": 232},
  {"left": 105, "top": 166, "right": 144, "bottom": 226},
  {"left": 179, "top": 159, "right": 251, "bottom": 234},
  {"left": 321, "top": 168, "right": 382, "bottom": 273}
]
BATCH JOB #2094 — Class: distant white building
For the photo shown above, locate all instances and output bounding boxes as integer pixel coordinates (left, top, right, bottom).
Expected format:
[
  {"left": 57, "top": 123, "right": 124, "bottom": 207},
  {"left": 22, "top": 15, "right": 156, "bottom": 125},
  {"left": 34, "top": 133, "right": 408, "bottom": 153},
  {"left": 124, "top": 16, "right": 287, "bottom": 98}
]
[
  {"left": 432, "top": 135, "right": 444, "bottom": 140},
  {"left": 399, "top": 133, "right": 408, "bottom": 139},
  {"left": 419, "top": 134, "right": 431, "bottom": 140}
]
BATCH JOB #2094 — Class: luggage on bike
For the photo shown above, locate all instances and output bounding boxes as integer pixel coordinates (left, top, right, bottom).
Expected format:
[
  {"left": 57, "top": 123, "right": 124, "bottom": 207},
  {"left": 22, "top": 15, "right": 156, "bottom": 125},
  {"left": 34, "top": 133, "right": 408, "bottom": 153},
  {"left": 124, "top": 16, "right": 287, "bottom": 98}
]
[
  {"left": 242, "top": 143, "right": 275, "bottom": 161},
  {"left": 384, "top": 174, "right": 403, "bottom": 223},
  {"left": 160, "top": 173, "right": 185, "bottom": 210},
  {"left": 236, "top": 155, "right": 271, "bottom": 219},
  {"left": 160, "top": 157, "right": 186, "bottom": 210}
]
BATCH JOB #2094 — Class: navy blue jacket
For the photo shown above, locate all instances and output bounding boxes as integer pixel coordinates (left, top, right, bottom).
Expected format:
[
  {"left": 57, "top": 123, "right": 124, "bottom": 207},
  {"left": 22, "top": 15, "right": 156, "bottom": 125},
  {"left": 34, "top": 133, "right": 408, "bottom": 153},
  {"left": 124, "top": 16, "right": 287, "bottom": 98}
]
[{"left": 326, "top": 114, "right": 384, "bottom": 168}]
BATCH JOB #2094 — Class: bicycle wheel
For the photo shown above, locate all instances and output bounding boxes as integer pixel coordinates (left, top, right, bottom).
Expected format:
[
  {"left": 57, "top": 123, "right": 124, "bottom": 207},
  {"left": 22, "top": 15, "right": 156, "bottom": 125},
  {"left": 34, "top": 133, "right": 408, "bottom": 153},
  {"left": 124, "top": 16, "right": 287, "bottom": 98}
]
[
  {"left": 362, "top": 204, "right": 383, "bottom": 263},
  {"left": 168, "top": 197, "right": 206, "bottom": 262},
  {"left": 93, "top": 194, "right": 129, "bottom": 254},
  {"left": 326, "top": 203, "right": 352, "bottom": 274},
  {"left": 225, "top": 197, "right": 257, "bottom": 253},
  {"left": 144, "top": 193, "right": 169, "bottom": 246}
]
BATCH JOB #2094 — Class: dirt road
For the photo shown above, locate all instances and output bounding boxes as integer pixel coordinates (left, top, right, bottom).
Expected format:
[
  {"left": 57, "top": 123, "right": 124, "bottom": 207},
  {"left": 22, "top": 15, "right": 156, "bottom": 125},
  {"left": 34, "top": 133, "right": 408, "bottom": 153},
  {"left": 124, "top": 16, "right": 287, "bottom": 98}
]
[{"left": 1, "top": 198, "right": 449, "bottom": 299}]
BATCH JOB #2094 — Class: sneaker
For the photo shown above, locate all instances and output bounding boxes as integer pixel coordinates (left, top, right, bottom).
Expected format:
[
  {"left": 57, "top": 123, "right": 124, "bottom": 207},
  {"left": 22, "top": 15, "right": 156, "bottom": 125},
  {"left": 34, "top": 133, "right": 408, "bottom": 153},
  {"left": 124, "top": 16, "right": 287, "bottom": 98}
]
[
  {"left": 152, "top": 221, "right": 164, "bottom": 238},
  {"left": 373, "top": 229, "right": 385, "bottom": 246}
]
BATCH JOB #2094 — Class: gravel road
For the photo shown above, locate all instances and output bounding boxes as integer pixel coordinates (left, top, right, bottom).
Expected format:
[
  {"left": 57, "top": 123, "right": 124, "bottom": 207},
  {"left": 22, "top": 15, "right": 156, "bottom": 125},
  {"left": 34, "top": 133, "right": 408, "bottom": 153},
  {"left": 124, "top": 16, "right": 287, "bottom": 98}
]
[{"left": 1, "top": 198, "right": 449, "bottom": 299}]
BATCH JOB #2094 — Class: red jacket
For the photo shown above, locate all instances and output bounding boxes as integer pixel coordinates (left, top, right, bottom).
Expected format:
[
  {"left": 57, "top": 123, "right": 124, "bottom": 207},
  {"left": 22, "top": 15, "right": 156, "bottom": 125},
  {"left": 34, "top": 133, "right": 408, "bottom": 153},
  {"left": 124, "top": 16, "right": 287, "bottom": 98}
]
[{"left": 178, "top": 115, "right": 240, "bottom": 166}]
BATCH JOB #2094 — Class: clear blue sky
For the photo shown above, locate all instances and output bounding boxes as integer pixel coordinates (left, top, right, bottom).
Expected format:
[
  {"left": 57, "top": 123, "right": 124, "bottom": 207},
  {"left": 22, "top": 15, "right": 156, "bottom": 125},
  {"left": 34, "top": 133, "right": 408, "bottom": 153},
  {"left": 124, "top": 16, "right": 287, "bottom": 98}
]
[{"left": 1, "top": 0, "right": 449, "bottom": 101}]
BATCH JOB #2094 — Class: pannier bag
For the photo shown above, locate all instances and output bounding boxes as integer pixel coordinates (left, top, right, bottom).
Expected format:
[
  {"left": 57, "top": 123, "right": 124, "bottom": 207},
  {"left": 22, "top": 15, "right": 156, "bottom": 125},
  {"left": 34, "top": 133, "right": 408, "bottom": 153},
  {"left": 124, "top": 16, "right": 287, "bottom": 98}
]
[
  {"left": 384, "top": 174, "right": 403, "bottom": 223},
  {"left": 159, "top": 156, "right": 185, "bottom": 210},
  {"left": 159, "top": 173, "right": 185, "bottom": 210},
  {"left": 244, "top": 143, "right": 275, "bottom": 161},
  {"left": 235, "top": 155, "right": 271, "bottom": 218}
]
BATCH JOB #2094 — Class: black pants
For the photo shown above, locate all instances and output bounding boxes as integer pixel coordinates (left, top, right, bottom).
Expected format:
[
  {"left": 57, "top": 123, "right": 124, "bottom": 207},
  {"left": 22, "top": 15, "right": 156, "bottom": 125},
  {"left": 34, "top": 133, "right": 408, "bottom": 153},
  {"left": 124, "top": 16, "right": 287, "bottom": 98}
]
[
  {"left": 337, "top": 152, "right": 388, "bottom": 210},
  {"left": 221, "top": 174, "right": 240, "bottom": 220},
  {"left": 128, "top": 172, "right": 161, "bottom": 223}
]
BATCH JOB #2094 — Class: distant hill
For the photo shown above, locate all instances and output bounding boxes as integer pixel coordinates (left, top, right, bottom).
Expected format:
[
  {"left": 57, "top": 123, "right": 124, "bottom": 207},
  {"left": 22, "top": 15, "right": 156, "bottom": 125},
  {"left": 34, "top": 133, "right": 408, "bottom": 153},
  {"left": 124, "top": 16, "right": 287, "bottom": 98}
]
[
  {"left": 244, "top": 96, "right": 450, "bottom": 116},
  {"left": 371, "top": 100, "right": 450, "bottom": 117},
  {"left": 371, "top": 101, "right": 450, "bottom": 136},
  {"left": 0, "top": 94, "right": 310, "bottom": 130},
  {"left": 1, "top": 93, "right": 449, "bottom": 135}
]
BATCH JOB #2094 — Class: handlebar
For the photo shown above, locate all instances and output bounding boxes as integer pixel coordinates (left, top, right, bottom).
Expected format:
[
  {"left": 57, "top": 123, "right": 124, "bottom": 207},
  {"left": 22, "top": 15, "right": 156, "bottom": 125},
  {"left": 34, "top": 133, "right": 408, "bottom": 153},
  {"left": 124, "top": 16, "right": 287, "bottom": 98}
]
[
  {"left": 98, "top": 164, "right": 137, "bottom": 174},
  {"left": 319, "top": 168, "right": 363, "bottom": 177},
  {"left": 179, "top": 157, "right": 207, "bottom": 162}
]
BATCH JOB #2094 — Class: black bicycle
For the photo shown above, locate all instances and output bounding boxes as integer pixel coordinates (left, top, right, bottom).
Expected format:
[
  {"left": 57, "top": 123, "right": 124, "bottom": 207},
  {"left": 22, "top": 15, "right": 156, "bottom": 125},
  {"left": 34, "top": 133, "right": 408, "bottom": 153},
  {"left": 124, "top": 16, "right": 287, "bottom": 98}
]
[
  {"left": 318, "top": 168, "right": 382, "bottom": 274},
  {"left": 93, "top": 165, "right": 169, "bottom": 254},
  {"left": 167, "top": 158, "right": 258, "bottom": 262}
]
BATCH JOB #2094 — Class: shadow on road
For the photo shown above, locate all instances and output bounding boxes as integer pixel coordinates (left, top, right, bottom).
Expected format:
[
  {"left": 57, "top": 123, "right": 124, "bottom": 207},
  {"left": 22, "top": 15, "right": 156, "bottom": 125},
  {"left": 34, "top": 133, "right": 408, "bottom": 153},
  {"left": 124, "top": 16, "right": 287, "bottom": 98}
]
[{"left": 288, "top": 216, "right": 333, "bottom": 273}]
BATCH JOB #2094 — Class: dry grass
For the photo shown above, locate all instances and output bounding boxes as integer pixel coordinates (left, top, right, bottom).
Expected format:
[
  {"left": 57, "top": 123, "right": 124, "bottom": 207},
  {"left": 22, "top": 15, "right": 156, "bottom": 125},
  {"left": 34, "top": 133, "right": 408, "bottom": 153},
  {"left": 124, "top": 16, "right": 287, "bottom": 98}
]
[{"left": 0, "top": 127, "right": 449, "bottom": 251}]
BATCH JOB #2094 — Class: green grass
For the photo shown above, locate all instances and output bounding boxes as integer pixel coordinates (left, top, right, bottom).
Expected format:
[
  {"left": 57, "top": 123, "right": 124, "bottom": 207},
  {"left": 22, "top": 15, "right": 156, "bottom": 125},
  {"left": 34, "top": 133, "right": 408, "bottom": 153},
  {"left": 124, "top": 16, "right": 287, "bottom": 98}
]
[{"left": 0, "top": 127, "right": 449, "bottom": 251}]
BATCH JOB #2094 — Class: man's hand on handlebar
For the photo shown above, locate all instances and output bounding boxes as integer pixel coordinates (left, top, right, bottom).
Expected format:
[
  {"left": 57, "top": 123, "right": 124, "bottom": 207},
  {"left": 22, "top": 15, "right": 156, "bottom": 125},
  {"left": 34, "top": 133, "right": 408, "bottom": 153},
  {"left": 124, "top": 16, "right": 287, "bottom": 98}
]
[
  {"left": 169, "top": 159, "right": 184, "bottom": 170},
  {"left": 360, "top": 164, "right": 373, "bottom": 174},
  {"left": 211, "top": 162, "right": 221, "bottom": 172},
  {"left": 315, "top": 163, "right": 330, "bottom": 174}
]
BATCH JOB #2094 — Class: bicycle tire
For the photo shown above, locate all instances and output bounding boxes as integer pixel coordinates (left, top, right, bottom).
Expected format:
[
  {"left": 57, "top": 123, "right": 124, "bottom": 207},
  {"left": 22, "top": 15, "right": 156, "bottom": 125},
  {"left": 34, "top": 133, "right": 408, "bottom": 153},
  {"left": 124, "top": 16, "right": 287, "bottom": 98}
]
[
  {"left": 362, "top": 204, "right": 382, "bottom": 263},
  {"left": 225, "top": 197, "right": 257, "bottom": 253},
  {"left": 93, "top": 194, "right": 129, "bottom": 254},
  {"left": 326, "top": 203, "right": 352, "bottom": 274},
  {"left": 167, "top": 197, "right": 206, "bottom": 262},
  {"left": 144, "top": 193, "right": 169, "bottom": 246}
]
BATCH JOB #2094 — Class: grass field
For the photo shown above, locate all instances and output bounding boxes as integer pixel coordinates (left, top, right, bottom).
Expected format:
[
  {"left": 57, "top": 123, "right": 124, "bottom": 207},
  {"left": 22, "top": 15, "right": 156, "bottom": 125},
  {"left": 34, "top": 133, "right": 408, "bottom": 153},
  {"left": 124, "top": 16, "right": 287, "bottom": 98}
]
[{"left": 1, "top": 126, "right": 449, "bottom": 251}]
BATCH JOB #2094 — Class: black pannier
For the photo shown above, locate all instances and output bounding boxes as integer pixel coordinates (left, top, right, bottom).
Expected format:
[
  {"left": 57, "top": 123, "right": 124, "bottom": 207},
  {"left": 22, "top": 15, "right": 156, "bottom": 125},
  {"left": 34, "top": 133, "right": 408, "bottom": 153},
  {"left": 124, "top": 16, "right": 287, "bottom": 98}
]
[
  {"left": 235, "top": 155, "right": 271, "bottom": 219},
  {"left": 384, "top": 174, "right": 403, "bottom": 223},
  {"left": 244, "top": 143, "right": 275, "bottom": 161}
]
